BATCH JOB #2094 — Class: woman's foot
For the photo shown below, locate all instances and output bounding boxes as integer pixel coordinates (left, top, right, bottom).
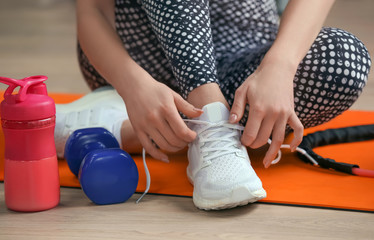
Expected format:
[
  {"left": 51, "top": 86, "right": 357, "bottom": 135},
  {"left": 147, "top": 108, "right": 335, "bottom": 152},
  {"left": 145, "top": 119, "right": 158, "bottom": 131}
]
[
  {"left": 187, "top": 102, "right": 266, "bottom": 210},
  {"left": 54, "top": 86, "right": 128, "bottom": 158}
]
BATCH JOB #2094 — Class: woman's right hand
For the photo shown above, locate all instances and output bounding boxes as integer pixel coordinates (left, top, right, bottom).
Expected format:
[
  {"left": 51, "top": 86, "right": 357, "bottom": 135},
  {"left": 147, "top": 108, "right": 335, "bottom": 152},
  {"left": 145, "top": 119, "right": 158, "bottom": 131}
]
[
  {"left": 77, "top": 0, "right": 203, "bottom": 161},
  {"left": 119, "top": 70, "right": 203, "bottom": 162}
]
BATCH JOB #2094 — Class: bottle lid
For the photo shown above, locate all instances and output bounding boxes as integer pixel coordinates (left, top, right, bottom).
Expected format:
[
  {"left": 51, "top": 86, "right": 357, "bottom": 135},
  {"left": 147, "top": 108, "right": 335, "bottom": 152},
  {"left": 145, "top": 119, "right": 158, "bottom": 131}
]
[{"left": 0, "top": 76, "right": 55, "bottom": 121}]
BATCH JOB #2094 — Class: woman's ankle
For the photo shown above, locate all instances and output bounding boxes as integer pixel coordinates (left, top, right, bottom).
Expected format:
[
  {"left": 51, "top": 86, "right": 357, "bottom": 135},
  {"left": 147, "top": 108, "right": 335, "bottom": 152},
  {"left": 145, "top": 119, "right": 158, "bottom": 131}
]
[{"left": 187, "top": 83, "right": 229, "bottom": 109}]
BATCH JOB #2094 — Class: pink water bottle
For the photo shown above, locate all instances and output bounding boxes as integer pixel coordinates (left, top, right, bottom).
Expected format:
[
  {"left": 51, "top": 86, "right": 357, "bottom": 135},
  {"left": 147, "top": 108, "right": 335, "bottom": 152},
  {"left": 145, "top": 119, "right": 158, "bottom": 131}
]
[{"left": 0, "top": 75, "right": 60, "bottom": 212}]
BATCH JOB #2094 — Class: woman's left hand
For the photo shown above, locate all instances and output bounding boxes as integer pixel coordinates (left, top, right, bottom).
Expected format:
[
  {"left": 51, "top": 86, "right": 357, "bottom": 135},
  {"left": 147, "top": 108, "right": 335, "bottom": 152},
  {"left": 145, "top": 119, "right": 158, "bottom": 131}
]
[{"left": 229, "top": 59, "right": 304, "bottom": 168}]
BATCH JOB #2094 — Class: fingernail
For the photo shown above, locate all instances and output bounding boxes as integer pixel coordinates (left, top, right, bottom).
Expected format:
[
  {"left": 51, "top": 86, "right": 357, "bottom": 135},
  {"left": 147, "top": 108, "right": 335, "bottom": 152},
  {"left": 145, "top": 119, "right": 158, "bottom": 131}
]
[
  {"left": 193, "top": 107, "right": 204, "bottom": 113},
  {"left": 161, "top": 156, "right": 169, "bottom": 163},
  {"left": 229, "top": 114, "right": 237, "bottom": 123},
  {"left": 263, "top": 161, "right": 268, "bottom": 168}
]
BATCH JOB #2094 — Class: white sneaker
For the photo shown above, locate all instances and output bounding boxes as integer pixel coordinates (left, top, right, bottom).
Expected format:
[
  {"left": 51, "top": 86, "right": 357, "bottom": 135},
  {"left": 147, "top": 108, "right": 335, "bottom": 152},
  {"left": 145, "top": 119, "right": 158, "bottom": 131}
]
[
  {"left": 54, "top": 86, "right": 128, "bottom": 158},
  {"left": 186, "top": 102, "right": 266, "bottom": 210}
]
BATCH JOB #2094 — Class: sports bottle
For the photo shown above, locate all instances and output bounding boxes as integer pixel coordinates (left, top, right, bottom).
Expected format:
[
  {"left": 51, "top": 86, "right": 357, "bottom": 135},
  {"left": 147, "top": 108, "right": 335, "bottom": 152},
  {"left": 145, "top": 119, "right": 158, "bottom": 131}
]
[{"left": 0, "top": 75, "right": 60, "bottom": 212}]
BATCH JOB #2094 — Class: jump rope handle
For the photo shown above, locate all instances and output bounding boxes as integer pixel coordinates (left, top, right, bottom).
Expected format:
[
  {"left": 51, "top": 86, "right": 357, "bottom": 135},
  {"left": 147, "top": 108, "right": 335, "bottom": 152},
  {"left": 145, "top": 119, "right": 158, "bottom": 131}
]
[{"left": 297, "top": 124, "right": 374, "bottom": 177}]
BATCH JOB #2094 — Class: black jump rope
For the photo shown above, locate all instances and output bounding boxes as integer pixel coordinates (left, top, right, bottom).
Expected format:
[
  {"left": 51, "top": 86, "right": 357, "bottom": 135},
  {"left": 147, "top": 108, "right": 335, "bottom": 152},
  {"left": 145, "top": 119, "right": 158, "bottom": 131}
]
[{"left": 293, "top": 124, "right": 374, "bottom": 177}]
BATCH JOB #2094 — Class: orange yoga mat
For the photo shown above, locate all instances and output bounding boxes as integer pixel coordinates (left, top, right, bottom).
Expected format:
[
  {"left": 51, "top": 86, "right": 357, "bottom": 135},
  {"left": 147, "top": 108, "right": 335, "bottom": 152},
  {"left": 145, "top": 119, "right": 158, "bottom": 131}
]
[{"left": 0, "top": 92, "right": 373, "bottom": 212}]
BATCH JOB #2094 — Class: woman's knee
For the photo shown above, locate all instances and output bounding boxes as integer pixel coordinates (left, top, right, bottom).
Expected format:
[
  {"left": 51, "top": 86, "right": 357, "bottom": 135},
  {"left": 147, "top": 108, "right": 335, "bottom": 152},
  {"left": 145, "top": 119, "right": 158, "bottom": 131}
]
[
  {"left": 314, "top": 27, "right": 370, "bottom": 90},
  {"left": 293, "top": 27, "right": 371, "bottom": 128},
  {"left": 295, "top": 27, "right": 371, "bottom": 103}
]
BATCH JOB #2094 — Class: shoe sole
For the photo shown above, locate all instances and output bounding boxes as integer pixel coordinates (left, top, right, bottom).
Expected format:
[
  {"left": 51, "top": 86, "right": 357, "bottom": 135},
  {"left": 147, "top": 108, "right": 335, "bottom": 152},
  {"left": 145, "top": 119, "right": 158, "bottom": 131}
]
[
  {"left": 192, "top": 187, "right": 267, "bottom": 211},
  {"left": 187, "top": 169, "right": 266, "bottom": 210}
]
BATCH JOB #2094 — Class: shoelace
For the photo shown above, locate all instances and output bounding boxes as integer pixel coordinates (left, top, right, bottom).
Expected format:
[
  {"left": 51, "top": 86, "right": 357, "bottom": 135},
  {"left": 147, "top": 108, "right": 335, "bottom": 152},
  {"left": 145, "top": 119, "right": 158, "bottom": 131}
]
[
  {"left": 185, "top": 119, "right": 244, "bottom": 163},
  {"left": 136, "top": 120, "right": 318, "bottom": 203},
  {"left": 136, "top": 148, "right": 150, "bottom": 204},
  {"left": 269, "top": 139, "right": 318, "bottom": 165},
  {"left": 136, "top": 119, "right": 240, "bottom": 203},
  {"left": 185, "top": 119, "right": 318, "bottom": 166}
]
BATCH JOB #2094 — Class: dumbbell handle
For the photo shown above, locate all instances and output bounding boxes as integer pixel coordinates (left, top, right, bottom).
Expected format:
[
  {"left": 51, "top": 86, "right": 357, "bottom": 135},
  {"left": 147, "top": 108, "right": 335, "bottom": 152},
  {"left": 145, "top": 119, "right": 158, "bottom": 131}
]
[
  {"left": 65, "top": 128, "right": 120, "bottom": 176},
  {"left": 79, "top": 142, "right": 107, "bottom": 164}
]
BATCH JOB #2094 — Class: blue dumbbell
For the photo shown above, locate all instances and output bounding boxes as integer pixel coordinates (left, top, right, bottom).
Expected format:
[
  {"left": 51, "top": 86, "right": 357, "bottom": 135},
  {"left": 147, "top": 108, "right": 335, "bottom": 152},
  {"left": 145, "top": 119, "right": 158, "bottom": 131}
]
[{"left": 64, "top": 128, "right": 139, "bottom": 205}]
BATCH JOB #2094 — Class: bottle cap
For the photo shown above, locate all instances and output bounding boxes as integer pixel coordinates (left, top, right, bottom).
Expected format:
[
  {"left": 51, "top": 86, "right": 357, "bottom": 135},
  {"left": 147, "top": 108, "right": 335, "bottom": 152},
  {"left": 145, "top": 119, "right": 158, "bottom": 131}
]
[{"left": 0, "top": 76, "right": 55, "bottom": 121}]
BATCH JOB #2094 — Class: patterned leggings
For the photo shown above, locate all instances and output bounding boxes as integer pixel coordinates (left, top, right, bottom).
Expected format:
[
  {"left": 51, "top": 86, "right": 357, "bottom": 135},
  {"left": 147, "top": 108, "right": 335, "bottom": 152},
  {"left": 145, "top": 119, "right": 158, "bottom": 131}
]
[{"left": 78, "top": 0, "right": 371, "bottom": 130}]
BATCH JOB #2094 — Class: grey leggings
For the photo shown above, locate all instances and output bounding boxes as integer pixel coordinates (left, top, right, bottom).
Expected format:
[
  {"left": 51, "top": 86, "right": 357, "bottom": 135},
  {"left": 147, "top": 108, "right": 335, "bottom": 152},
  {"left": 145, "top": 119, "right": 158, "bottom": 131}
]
[{"left": 78, "top": 0, "right": 371, "bottom": 130}]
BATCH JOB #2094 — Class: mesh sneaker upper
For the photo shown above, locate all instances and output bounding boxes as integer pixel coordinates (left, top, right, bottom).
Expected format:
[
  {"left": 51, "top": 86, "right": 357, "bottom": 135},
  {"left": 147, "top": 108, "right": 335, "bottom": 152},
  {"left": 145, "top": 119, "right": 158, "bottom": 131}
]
[
  {"left": 54, "top": 87, "right": 127, "bottom": 158},
  {"left": 187, "top": 102, "right": 264, "bottom": 200}
]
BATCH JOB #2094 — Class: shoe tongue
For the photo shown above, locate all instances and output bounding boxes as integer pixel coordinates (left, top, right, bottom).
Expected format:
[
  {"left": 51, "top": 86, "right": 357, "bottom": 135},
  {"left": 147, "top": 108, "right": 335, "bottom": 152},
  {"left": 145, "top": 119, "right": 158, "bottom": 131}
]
[
  {"left": 193, "top": 102, "right": 241, "bottom": 157},
  {"left": 197, "top": 102, "right": 230, "bottom": 123}
]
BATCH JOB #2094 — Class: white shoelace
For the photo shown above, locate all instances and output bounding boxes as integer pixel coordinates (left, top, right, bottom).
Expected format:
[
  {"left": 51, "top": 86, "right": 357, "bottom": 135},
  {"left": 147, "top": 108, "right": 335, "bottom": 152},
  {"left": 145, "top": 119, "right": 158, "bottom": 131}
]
[
  {"left": 185, "top": 119, "right": 244, "bottom": 163},
  {"left": 136, "top": 120, "right": 319, "bottom": 203},
  {"left": 269, "top": 139, "right": 318, "bottom": 165},
  {"left": 185, "top": 119, "right": 318, "bottom": 166},
  {"left": 136, "top": 148, "right": 150, "bottom": 204}
]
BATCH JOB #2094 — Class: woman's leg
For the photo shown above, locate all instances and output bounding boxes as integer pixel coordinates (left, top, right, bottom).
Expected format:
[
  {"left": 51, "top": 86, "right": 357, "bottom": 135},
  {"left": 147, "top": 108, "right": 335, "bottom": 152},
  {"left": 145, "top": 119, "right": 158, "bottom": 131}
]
[
  {"left": 77, "top": 44, "right": 109, "bottom": 90},
  {"left": 136, "top": 0, "right": 230, "bottom": 108},
  {"left": 293, "top": 28, "right": 371, "bottom": 130},
  {"left": 76, "top": 0, "right": 181, "bottom": 153},
  {"left": 77, "top": 0, "right": 229, "bottom": 152},
  {"left": 216, "top": 27, "right": 371, "bottom": 132},
  {"left": 209, "top": 0, "right": 371, "bottom": 131},
  {"left": 134, "top": 0, "right": 269, "bottom": 209},
  {"left": 210, "top": 0, "right": 280, "bottom": 125}
]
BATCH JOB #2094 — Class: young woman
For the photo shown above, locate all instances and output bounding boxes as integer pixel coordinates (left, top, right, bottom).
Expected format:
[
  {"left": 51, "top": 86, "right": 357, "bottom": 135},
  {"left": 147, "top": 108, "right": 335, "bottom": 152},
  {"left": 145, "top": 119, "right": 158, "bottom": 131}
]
[{"left": 56, "top": 0, "right": 371, "bottom": 210}]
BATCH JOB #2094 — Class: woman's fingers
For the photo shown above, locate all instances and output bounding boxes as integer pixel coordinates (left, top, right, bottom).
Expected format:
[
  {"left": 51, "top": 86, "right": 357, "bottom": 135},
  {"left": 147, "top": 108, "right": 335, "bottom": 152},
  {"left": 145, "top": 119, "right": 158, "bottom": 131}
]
[
  {"left": 156, "top": 118, "right": 188, "bottom": 150},
  {"left": 173, "top": 91, "right": 203, "bottom": 119},
  {"left": 243, "top": 106, "right": 303, "bottom": 168},
  {"left": 137, "top": 131, "right": 169, "bottom": 162},
  {"left": 288, "top": 113, "right": 304, "bottom": 151},
  {"left": 230, "top": 86, "right": 247, "bottom": 123},
  {"left": 262, "top": 112, "right": 303, "bottom": 168},
  {"left": 164, "top": 106, "right": 197, "bottom": 142},
  {"left": 249, "top": 114, "right": 276, "bottom": 149},
  {"left": 148, "top": 127, "right": 184, "bottom": 153},
  {"left": 241, "top": 106, "right": 264, "bottom": 146},
  {"left": 170, "top": 92, "right": 202, "bottom": 143},
  {"left": 263, "top": 118, "right": 287, "bottom": 168}
]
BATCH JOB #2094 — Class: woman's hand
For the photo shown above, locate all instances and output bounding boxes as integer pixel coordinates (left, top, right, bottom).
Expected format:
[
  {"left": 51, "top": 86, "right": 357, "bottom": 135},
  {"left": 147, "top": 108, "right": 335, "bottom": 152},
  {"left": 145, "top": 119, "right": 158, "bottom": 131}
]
[
  {"left": 227, "top": 0, "right": 335, "bottom": 168},
  {"left": 226, "top": 0, "right": 335, "bottom": 168},
  {"left": 229, "top": 59, "right": 304, "bottom": 168},
  {"left": 119, "top": 69, "right": 203, "bottom": 162}
]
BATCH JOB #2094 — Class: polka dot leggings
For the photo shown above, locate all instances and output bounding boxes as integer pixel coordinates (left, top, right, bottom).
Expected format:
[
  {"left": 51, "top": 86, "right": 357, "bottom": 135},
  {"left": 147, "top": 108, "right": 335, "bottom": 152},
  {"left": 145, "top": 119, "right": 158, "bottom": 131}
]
[{"left": 78, "top": 0, "right": 371, "bottom": 131}]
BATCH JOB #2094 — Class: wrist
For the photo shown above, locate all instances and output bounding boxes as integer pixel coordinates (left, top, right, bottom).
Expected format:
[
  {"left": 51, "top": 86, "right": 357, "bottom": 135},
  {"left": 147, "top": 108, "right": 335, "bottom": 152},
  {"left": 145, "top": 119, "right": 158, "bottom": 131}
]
[
  {"left": 113, "top": 61, "right": 153, "bottom": 100},
  {"left": 260, "top": 46, "right": 300, "bottom": 75}
]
